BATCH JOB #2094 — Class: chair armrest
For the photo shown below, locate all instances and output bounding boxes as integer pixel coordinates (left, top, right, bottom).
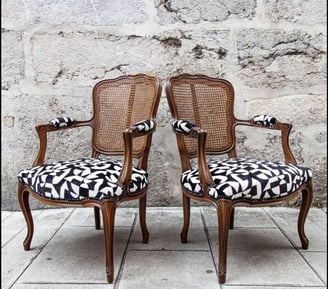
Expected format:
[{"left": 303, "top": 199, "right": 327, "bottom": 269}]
[
  {"left": 131, "top": 119, "right": 156, "bottom": 136},
  {"left": 251, "top": 114, "right": 277, "bottom": 127},
  {"left": 172, "top": 119, "right": 196, "bottom": 135},
  {"left": 234, "top": 115, "right": 296, "bottom": 164},
  {"left": 48, "top": 116, "right": 75, "bottom": 128},
  {"left": 33, "top": 118, "right": 92, "bottom": 167}
]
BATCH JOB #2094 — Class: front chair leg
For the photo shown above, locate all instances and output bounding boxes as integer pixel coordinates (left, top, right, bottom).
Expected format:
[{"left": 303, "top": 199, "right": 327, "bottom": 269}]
[
  {"left": 216, "top": 199, "right": 233, "bottom": 284},
  {"left": 139, "top": 195, "right": 149, "bottom": 243},
  {"left": 180, "top": 193, "right": 191, "bottom": 243},
  {"left": 17, "top": 184, "right": 34, "bottom": 251},
  {"left": 298, "top": 182, "right": 313, "bottom": 249},
  {"left": 101, "top": 201, "right": 117, "bottom": 283}
]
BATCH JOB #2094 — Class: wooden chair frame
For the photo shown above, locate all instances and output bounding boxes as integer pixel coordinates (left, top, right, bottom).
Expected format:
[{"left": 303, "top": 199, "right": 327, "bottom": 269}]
[
  {"left": 18, "top": 74, "right": 162, "bottom": 283},
  {"left": 165, "top": 74, "right": 313, "bottom": 283}
]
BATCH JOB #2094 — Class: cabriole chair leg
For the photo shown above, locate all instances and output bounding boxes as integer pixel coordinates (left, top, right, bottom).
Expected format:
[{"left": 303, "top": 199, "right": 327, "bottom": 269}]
[
  {"left": 216, "top": 199, "right": 233, "bottom": 284},
  {"left": 180, "top": 193, "right": 191, "bottom": 243},
  {"left": 139, "top": 195, "right": 149, "bottom": 243},
  {"left": 17, "top": 185, "right": 34, "bottom": 251},
  {"left": 102, "top": 201, "right": 117, "bottom": 283},
  {"left": 298, "top": 183, "right": 313, "bottom": 249}
]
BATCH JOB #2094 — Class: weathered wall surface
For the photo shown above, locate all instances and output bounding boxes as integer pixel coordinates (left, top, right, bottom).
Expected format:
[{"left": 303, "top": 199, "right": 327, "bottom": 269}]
[{"left": 2, "top": 0, "right": 327, "bottom": 210}]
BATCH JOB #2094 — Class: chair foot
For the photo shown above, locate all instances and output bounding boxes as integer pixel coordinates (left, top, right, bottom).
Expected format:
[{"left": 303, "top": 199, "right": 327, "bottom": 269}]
[
  {"left": 180, "top": 232, "right": 188, "bottom": 243},
  {"left": 106, "top": 271, "right": 114, "bottom": 283},
  {"left": 219, "top": 273, "right": 226, "bottom": 284}
]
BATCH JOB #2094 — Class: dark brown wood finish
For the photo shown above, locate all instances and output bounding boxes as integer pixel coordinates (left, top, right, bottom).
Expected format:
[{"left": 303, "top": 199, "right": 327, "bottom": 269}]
[
  {"left": 165, "top": 74, "right": 313, "bottom": 284},
  {"left": 17, "top": 74, "right": 162, "bottom": 283}
]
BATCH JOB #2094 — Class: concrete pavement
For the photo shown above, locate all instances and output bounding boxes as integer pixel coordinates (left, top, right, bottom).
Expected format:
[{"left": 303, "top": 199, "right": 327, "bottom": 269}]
[{"left": 2, "top": 206, "right": 327, "bottom": 289}]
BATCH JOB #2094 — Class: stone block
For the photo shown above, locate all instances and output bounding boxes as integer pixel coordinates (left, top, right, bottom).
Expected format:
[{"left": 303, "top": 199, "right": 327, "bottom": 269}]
[
  {"left": 237, "top": 29, "right": 326, "bottom": 89},
  {"left": 245, "top": 94, "right": 326, "bottom": 125},
  {"left": 156, "top": 0, "right": 256, "bottom": 24},
  {"left": 29, "top": 29, "right": 231, "bottom": 87},
  {"left": 1, "top": 30, "right": 24, "bottom": 90},
  {"left": 1, "top": 0, "right": 27, "bottom": 29},
  {"left": 264, "top": 0, "right": 327, "bottom": 25},
  {"left": 12, "top": 0, "right": 147, "bottom": 26}
]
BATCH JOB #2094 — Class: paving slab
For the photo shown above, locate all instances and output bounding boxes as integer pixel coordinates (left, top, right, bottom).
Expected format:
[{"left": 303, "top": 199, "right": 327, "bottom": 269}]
[
  {"left": 1, "top": 211, "right": 14, "bottom": 222},
  {"left": 300, "top": 251, "right": 327, "bottom": 285},
  {"left": 118, "top": 250, "right": 220, "bottom": 289},
  {"left": 16, "top": 226, "right": 131, "bottom": 284},
  {"left": 264, "top": 207, "right": 327, "bottom": 251},
  {"left": 2, "top": 207, "right": 327, "bottom": 289},
  {"left": 64, "top": 207, "right": 136, "bottom": 228},
  {"left": 2, "top": 210, "right": 42, "bottom": 246},
  {"left": 221, "top": 284, "right": 327, "bottom": 289},
  {"left": 12, "top": 284, "right": 113, "bottom": 289},
  {"left": 2, "top": 208, "right": 74, "bottom": 289},
  {"left": 202, "top": 207, "right": 276, "bottom": 228},
  {"left": 207, "top": 227, "right": 324, "bottom": 286},
  {"left": 131, "top": 207, "right": 208, "bottom": 250}
]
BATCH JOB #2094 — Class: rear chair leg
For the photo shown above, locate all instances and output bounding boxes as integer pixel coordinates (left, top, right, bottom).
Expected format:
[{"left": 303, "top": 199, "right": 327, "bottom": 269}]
[
  {"left": 17, "top": 184, "right": 34, "bottom": 251},
  {"left": 94, "top": 207, "right": 101, "bottom": 230}
]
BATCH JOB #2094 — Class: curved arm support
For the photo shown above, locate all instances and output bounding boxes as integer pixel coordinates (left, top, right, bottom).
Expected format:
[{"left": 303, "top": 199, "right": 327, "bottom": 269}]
[
  {"left": 171, "top": 119, "right": 213, "bottom": 194},
  {"left": 118, "top": 119, "right": 157, "bottom": 193},
  {"left": 33, "top": 120, "right": 92, "bottom": 167},
  {"left": 196, "top": 129, "right": 213, "bottom": 190},
  {"left": 234, "top": 119, "right": 296, "bottom": 164},
  {"left": 117, "top": 130, "right": 133, "bottom": 192}
]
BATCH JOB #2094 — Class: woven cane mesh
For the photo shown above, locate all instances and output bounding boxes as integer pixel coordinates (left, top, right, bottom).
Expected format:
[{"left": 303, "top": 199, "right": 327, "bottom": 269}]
[
  {"left": 93, "top": 75, "right": 158, "bottom": 155},
  {"left": 169, "top": 76, "right": 234, "bottom": 157}
]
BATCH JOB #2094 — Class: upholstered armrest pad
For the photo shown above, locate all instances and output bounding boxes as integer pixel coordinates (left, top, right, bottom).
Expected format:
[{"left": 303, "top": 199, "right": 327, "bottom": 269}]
[
  {"left": 252, "top": 115, "right": 277, "bottom": 127},
  {"left": 133, "top": 119, "right": 156, "bottom": 134},
  {"left": 49, "top": 117, "right": 75, "bottom": 128},
  {"left": 172, "top": 120, "right": 196, "bottom": 135}
]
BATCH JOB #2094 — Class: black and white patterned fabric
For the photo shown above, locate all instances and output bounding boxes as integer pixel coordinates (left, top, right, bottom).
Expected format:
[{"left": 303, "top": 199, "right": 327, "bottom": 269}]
[
  {"left": 252, "top": 115, "right": 277, "bottom": 127},
  {"left": 134, "top": 119, "right": 155, "bottom": 133},
  {"left": 49, "top": 117, "right": 75, "bottom": 128},
  {"left": 181, "top": 158, "right": 312, "bottom": 201},
  {"left": 17, "top": 158, "right": 148, "bottom": 201},
  {"left": 172, "top": 120, "right": 196, "bottom": 135}
]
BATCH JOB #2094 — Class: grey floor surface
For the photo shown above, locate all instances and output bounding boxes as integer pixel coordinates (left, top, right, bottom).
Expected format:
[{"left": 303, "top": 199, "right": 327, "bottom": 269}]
[{"left": 2, "top": 206, "right": 327, "bottom": 289}]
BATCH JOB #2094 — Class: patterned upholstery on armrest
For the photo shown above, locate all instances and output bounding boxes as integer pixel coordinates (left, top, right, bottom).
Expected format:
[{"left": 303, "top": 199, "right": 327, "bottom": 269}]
[
  {"left": 49, "top": 117, "right": 75, "bottom": 128},
  {"left": 172, "top": 120, "right": 196, "bottom": 135},
  {"left": 252, "top": 115, "right": 277, "bottom": 127},
  {"left": 181, "top": 158, "right": 312, "bottom": 201},
  {"left": 17, "top": 158, "right": 148, "bottom": 201},
  {"left": 133, "top": 119, "right": 155, "bottom": 133}
]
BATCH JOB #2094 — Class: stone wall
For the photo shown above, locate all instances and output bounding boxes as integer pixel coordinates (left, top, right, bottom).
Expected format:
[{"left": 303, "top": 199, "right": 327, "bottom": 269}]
[{"left": 2, "top": 0, "right": 326, "bottom": 210}]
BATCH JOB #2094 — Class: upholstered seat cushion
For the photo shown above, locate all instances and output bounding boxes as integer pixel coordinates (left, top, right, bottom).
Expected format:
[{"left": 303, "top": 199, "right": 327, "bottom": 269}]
[
  {"left": 17, "top": 158, "right": 148, "bottom": 201},
  {"left": 181, "top": 158, "right": 312, "bottom": 201}
]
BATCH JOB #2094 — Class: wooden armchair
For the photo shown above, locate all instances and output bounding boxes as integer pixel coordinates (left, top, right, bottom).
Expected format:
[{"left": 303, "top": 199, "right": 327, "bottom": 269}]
[
  {"left": 17, "top": 74, "right": 162, "bottom": 283},
  {"left": 165, "top": 74, "right": 313, "bottom": 283}
]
